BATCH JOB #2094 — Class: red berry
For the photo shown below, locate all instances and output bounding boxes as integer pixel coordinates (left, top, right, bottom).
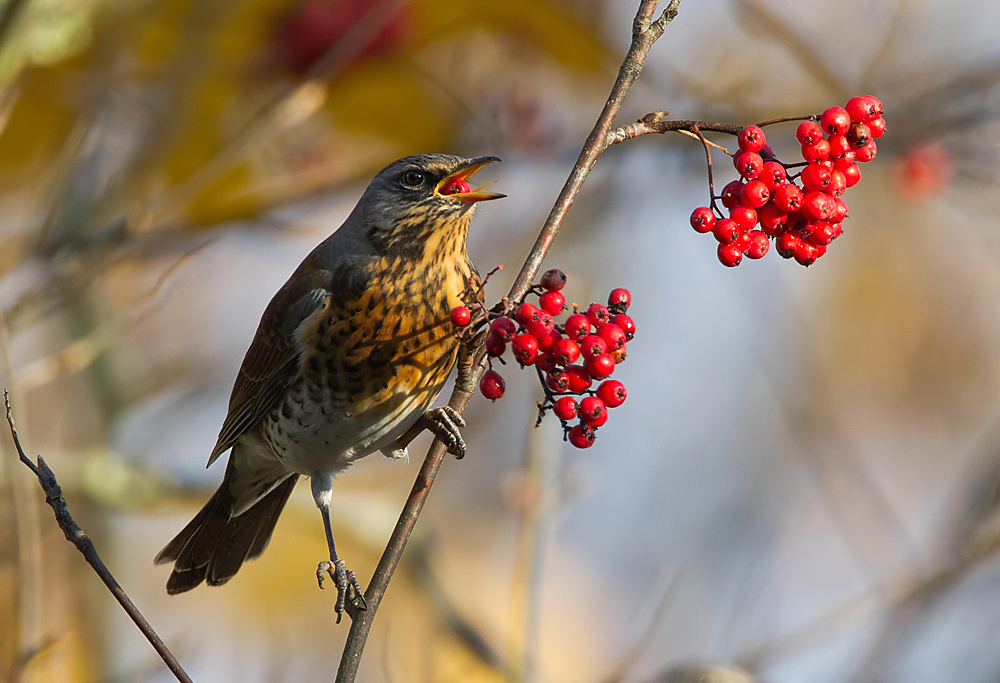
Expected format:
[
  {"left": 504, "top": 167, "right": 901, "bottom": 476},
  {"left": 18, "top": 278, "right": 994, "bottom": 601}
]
[
  {"left": 515, "top": 302, "right": 539, "bottom": 326},
  {"left": 512, "top": 333, "right": 539, "bottom": 364},
  {"left": 485, "top": 333, "right": 506, "bottom": 357},
  {"left": 568, "top": 424, "right": 595, "bottom": 449},
  {"left": 546, "top": 370, "right": 570, "bottom": 393},
  {"left": 480, "top": 370, "right": 505, "bottom": 400},
  {"left": 828, "top": 134, "right": 851, "bottom": 157},
  {"left": 552, "top": 337, "right": 581, "bottom": 365},
  {"left": 801, "top": 164, "right": 832, "bottom": 192},
  {"left": 826, "top": 170, "right": 847, "bottom": 197},
  {"left": 738, "top": 125, "right": 766, "bottom": 153},
  {"left": 758, "top": 202, "right": 787, "bottom": 235},
  {"left": 579, "top": 396, "right": 608, "bottom": 425},
  {"left": 717, "top": 242, "right": 743, "bottom": 268},
  {"left": 539, "top": 290, "right": 565, "bottom": 316},
  {"left": 739, "top": 179, "right": 770, "bottom": 208},
  {"left": 721, "top": 180, "right": 743, "bottom": 209},
  {"left": 535, "top": 328, "right": 561, "bottom": 353},
  {"left": 564, "top": 364, "right": 593, "bottom": 393},
  {"left": 607, "top": 287, "right": 631, "bottom": 313},
  {"left": 609, "top": 314, "right": 635, "bottom": 341},
  {"left": 536, "top": 352, "right": 557, "bottom": 373},
  {"left": 806, "top": 221, "right": 837, "bottom": 246},
  {"left": 540, "top": 268, "right": 567, "bottom": 291},
  {"left": 773, "top": 184, "right": 804, "bottom": 213},
  {"left": 713, "top": 218, "right": 739, "bottom": 245},
  {"left": 586, "top": 303, "right": 611, "bottom": 327},
  {"left": 776, "top": 232, "right": 800, "bottom": 259},
  {"left": 553, "top": 396, "right": 579, "bottom": 421},
  {"left": 820, "top": 106, "right": 851, "bottom": 136},
  {"left": 563, "top": 313, "right": 591, "bottom": 341},
  {"left": 760, "top": 161, "right": 787, "bottom": 191},
  {"left": 845, "top": 95, "right": 882, "bottom": 123},
  {"left": 450, "top": 306, "right": 471, "bottom": 327},
  {"left": 586, "top": 353, "right": 615, "bottom": 379},
  {"left": 596, "top": 380, "right": 627, "bottom": 408},
  {"left": 793, "top": 241, "right": 820, "bottom": 267},
  {"left": 597, "top": 323, "right": 626, "bottom": 352},
  {"left": 802, "top": 191, "right": 835, "bottom": 221},
  {"left": 490, "top": 316, "right": 517, "bottom": 342},
  {"left": 855, "top": 140, "right": 877, "bottom": 163},
  {"left": 745, "top": 230, "right": 770, "bottom": 259},
  {"left": 690, "top": 206, "right": 717, "bottom": 234},
  {"left": 801, "top": 139, "right": 831, "bottom": 163},
  {"left": 868, "top": 116, "right": 886, "bottom": 138},
  {"left": 841, "top": 163, "right": 861, "bottom": 187},
  {"left": 580, "top": 334, "right": 607, "bottom": 360},
  {"left": 796, "top": 120, "right": 824, "bottom": 146},
  {"left": 730, "top": 206, "right": 758, "bottom": 232},
  {"left": 526, "top": 311, "right": 555, "bottom": 339},
  {"left": 440, "top": 177, "right": 471, "bottom": 195},
  {"left": 831, "top": 198, "right": 849, "bottom": 222},
  {"left": 735, "top": 151, "right": 764, "bottom": 179}
]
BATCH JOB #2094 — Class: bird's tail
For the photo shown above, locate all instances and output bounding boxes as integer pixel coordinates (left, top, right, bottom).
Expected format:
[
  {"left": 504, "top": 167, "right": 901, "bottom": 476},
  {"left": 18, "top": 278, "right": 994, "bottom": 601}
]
[{"left": 155, "top": 465, "right": 300, "bottom": 595}]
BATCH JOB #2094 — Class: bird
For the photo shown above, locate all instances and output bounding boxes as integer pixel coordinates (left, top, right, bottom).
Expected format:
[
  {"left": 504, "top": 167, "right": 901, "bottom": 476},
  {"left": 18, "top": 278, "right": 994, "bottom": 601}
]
[{"left": 155, "top": 154, "right": 503, "bottom": 620}]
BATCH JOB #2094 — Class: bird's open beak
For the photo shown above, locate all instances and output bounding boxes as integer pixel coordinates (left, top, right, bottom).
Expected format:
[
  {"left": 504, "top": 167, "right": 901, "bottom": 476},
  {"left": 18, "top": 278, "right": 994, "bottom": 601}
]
[{"left": 437, "top": 156, "right": 506, "bottom": 203}]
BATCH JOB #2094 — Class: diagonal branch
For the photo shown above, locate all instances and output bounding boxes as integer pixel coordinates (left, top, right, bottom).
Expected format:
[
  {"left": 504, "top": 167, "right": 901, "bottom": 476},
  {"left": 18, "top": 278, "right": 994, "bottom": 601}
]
[
  {"left": 4, "top": 390, "right": 194, "bottom": 683},
  {"left": 335, "top": 1, "right": 683, "bottom": 680}
]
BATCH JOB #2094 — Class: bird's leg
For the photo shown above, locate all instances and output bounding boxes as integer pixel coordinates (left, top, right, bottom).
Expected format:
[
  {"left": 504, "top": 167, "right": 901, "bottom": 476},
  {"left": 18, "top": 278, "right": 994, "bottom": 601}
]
[
  {"left": 386, "top": 406, "right": 468, "bottom": 460},
  {"left": 311, "top": 475, "right": 366, "bottom": 623}
]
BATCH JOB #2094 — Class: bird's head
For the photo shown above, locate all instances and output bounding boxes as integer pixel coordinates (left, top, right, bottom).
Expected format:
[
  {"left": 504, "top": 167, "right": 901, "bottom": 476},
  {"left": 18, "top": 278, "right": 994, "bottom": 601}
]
[{"left": 357, "top": 153, "right": 504, "bottom": 257}]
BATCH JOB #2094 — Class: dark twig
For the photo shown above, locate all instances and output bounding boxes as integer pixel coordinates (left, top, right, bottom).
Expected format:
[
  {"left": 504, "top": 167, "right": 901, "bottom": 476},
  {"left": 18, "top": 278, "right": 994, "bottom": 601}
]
[
  {"left": 4, "top": 390, "right": 194, "bottom": 683},
  {"left": 335, "top": 1, "right": 684, "bottom": 680}
]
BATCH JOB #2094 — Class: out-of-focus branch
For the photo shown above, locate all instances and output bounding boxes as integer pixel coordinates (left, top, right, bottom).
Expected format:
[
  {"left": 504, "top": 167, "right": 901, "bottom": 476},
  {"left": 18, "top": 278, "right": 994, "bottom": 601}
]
[
  {"left": 335, "top": 1, "right": 683, "bottom": 680},
  {"left": 4, "top": 390, "right": 194, "bottom": 683}
]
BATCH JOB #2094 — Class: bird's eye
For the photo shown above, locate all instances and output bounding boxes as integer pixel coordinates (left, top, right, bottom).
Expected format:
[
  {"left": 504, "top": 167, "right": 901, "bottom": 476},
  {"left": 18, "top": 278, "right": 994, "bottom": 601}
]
[{"left": 401, "top": 169, "right": 425, "bottom": 188}]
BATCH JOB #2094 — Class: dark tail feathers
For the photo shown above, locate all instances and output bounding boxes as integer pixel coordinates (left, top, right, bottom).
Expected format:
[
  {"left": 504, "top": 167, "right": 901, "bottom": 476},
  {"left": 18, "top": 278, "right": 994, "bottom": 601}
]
[{"left": 155, "top": 472, "right": 300, "bottom": 594}]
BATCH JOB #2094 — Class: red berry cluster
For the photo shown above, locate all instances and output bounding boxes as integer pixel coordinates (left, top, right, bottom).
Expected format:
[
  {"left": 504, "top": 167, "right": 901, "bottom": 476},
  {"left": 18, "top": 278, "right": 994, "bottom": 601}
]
[
  {"left": 451, "top": 269, "right": 633, "bottom": 449},
  {"left": 689, "top": 95, "right": 885, "bottom": 268}
]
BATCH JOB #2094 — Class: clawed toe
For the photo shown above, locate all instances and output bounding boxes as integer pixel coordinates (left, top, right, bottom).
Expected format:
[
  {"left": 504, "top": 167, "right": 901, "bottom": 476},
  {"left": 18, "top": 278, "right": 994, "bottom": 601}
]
[
  {"left": 317, "top": 559, "right": 367, "bottom": 623},
  {"left": 422, "top": 406, "right": 467, "bottom": 459}
]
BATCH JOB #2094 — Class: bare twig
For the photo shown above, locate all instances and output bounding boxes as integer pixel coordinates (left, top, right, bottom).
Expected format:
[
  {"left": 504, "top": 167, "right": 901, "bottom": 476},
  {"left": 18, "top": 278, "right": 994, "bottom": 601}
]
[
  {"left": 4, "top": 390, "right": 194, "bottom": 683},
  {"left": 335, "top": 1, "right": 684, "bottom": 680}
]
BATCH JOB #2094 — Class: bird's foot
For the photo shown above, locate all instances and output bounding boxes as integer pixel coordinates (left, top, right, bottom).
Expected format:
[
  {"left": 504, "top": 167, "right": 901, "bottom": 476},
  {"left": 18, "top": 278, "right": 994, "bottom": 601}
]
[
  {"left": 422, "top": 406, "right": 467, "bottom": 459},
  {"left": 317, "top": 559, "right": 366, "bottom": 623}
]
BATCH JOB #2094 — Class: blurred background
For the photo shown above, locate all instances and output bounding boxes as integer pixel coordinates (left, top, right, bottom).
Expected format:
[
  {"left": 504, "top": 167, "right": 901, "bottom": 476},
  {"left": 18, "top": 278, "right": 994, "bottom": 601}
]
[{"left": 2, "top": 0, "right": 1000, "bottom": 681}]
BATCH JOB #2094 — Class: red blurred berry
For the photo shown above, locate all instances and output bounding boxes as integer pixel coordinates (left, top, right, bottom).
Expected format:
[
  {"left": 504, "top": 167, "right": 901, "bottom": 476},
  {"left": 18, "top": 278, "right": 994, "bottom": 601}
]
[
  {"left": 721, "top": 180, "right": 743, "bottom": 209},
  {"left": 526, "top": 311, "right": 555, "bottom": 339},
  {"left": 773, "top": 184, "right": 804, "bottom": 213},
  {"left": 579, "top": 396, "right": 608, "bottom": 425},
  {"left": 690, "top": 206, "right": 717, "bottom": 233},
  {"left": 568, "top": 424, "right": 595, "bottom": 449},
  {"left": 565, "top": 364, "right": 593, "bottom": 393},
  {"left": 793, "top": 241, "right": 820, "bottom": 267},
  {"left": 440, "top": 177, "right": 471, "bottom": 195},
  {"left": 450, "top": 306, "right": 471, "bottom": 327},
  {"left": 586, "top": 353, "right": 616, "bottom": 379},
  {"left": 758, "top": 202, "right": 788, "bottom": 235},
  {"left": 535, "top": 328, "right": 561, "bottom": 353},
  {"left": 539, "top": 290, "right": 565, "bottom": 316},
  {"left": 713, "top": 218, "right": 739, "bottom": 245},
  {"left": 846, "top": 122, "right": 871, "bottom": 149},
  {"left": 730, "top": 206, "right": 758, "bottom": 232},
  {"left": 552, "top": 337, "right": 581, "bottom": 365},
  {"left": 586, "top": 303, "right": 611, "bottom": 327},
  {"left": 609, "top": 314, "right": 635, "bottom": 341},
  {"left": 515, "top": 302, "right": 539, "bottom": 326},
  {"left": 512, "top": 333, "right": 539, "bottom": 364},
  {"left": 845, "top": 95, "right": 882, "bottom": 123},
  {"left": 760, "top": 161, "right": 787, "bottom": 191},
  {"left": 801, "top": 139, "right": 831, "bottom": 163},
  {"left": 831, "top": 198, "right": 849, "bottom": 222},
  {"left": 735, "top": 151, "right": 764, "bottom": 179},
  {"left": 480, "top": 370, "right": 505, "bottom": 400},
  {"left": 597, "top": 323, "right": 626, "bottom": 352},
  {"left": 490, "top": 316, "right": 517, "bottom": 342},
  {"left": 856, "top": 140, "right": 877, "bottom": 163},
  {"left": 485, "top": 333, "right": 506, "bottom": 357},
  {"left": 536, "top": 352, "right": 557, "bottom": 373},
  {"left": 820, "top": 106, "right": 851, "bottom": 136},
  {"left": 745, "top": 230, "right": 770, "bottom": 259},
  {"left": 596, "top": 380, "right": 627, "bottom": 408},
  {"left": 738, "top": 125, "right": 766, "bottom": 153},
  {"left": 776, "top": 231, "right": 800, "bottom": 259},
  {"left": 607, "top": 287, "right": 631, "bottom": 313},
  {"left": 801, "top": 164, "right": 832, "bottom": 192},
  {"left": 540, "top": 268, "right": 567, "bottom": 291},
  {"left": 802, "top": 191, "right": 835, "bottom": 221},
  {"left": 868, "top": 116, "right": 886, "bottom": 138},
  {"left": 717, "top": 242, "right": 744, "bottom": 268},
  {"left": 546, "top": 370, "right": 570, "bottom": 393},
  {"left": 841, "top": 163, "right": 861, "bottom": 188},
  {"left": 828, "top": 134, "right": 851, "bottom": 157},
  {"left": 553, "top": 396, "right": 579, "bottom": 421},
  {"left": 563, "top": 313, "right": 591, "bottom": 341},
  {"left": 806, "top": 221, "right": 837, "bottom": 246},
  {"left": 826, "top": 170, "right": 847, "bottom": 197},
  {"left": 796, "top": 120, "right": 824, "bottom": 145}
]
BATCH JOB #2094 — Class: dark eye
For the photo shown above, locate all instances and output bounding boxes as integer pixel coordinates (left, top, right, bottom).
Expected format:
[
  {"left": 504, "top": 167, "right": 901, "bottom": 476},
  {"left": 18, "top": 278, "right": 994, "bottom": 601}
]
[{"left": 401, "top": 168, "right": 425, "bottom": 188}]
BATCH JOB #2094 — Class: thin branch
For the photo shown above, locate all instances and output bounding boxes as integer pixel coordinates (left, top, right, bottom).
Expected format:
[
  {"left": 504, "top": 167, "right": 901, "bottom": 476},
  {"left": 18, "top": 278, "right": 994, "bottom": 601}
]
[
  {"left": 335, "top": 1, "right": 684, "bottom": 680},
  {"left": 4, "top": 390, "right": 194, "bottom": 683}
]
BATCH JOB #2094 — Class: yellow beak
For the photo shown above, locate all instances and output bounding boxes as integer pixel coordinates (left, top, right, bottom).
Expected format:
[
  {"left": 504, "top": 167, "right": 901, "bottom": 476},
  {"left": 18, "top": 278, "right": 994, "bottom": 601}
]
[{"left": 437, "top": 156, "right": 506, "bottom": 203}]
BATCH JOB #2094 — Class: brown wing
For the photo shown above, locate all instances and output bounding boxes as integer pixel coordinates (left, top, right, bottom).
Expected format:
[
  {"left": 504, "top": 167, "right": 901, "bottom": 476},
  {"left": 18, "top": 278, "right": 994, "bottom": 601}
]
[{"left": 207, "top": 276, "right": 331, "bottom": 466}]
